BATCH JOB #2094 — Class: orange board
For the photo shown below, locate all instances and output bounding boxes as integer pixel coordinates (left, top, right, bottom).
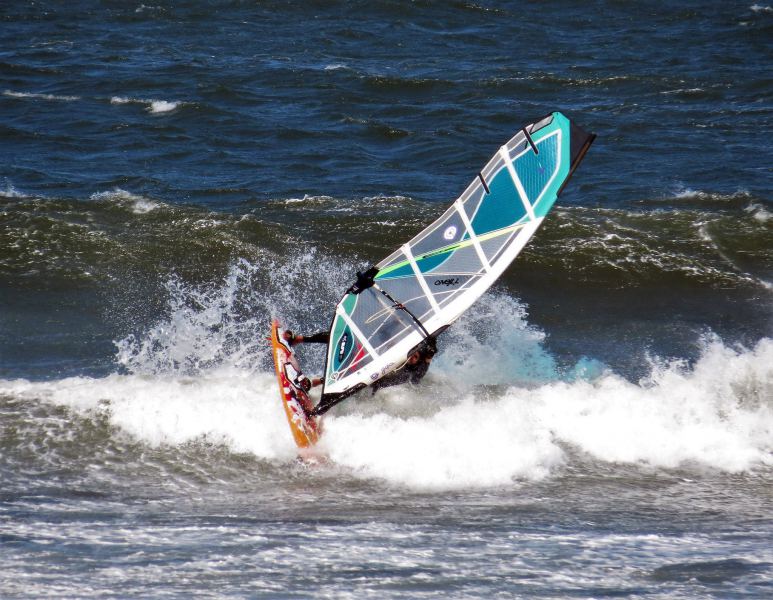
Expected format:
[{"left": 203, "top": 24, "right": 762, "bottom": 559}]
[{"left": 270, "top": 320, "right": 321, "bottom": 448}]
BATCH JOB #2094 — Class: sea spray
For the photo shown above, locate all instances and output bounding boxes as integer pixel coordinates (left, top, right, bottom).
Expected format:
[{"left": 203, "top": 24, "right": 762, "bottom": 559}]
[
  {"left": 7, "top": 331, "right": 771, "bottom": 489},
  {"left": 114, "top": 252, "right": 357, "bottom": 376},
  {"left": 432, "top": 292, "right": 560, "bottom": 388},
  {"left": 115, "top": 261, "right": 266, "bottom": 375},
  {"left": 526, "top": 336, "right": 773, "bottom": 471}
]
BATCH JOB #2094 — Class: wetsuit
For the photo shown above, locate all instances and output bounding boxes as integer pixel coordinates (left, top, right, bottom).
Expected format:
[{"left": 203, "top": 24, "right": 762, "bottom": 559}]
[
  {"left": 370, "top": 356, "right": 431, "bottom": 393},
  {"left": 299, "top": 332, "right": 329, "bottom": 344},
  {"left": 299, "top": 331, "right": 433, "bottom": 390}
]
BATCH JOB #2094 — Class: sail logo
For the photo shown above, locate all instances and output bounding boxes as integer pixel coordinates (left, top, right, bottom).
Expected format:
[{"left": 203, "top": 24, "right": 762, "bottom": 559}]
[
  {"left": 443, "top": 225, "right": 457, "bottom": 240},
  {"left": 434, "top": 278, "right": 460, "bottom": 286},
  {"left": 370, "top": 362, "right": 395, "bottom": 380},
  {"left": 337, "top": 331, "right": 350, "bottom": 362}
]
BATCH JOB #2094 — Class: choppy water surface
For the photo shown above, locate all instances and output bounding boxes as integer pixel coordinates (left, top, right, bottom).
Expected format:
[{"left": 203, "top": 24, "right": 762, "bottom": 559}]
[{"left": 1, "top": 1, "right": 772, "bottom": 598}]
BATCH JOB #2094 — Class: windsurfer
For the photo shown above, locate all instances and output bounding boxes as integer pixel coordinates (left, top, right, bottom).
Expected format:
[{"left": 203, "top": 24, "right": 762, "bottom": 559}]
[
  {"left": 283, "top": 330, "right": 437, "bottom": 392},
  {"left": 371, "top": 336, "right": 436, "bottom": 393}
]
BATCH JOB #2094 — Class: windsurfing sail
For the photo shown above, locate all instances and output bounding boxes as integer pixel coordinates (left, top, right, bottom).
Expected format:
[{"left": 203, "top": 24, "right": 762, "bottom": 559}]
[{"left": 312, "top": 111, "right": 595, "bottom": 416}]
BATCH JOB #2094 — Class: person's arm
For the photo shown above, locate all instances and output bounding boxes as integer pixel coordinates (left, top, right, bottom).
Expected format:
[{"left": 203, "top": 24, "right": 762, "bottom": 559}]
[
  {"left": 283, "top": 331, "right": 329, "bottom": 345},
  {"left": 303, "top": 332, "right": 329, "bottom": 344}
]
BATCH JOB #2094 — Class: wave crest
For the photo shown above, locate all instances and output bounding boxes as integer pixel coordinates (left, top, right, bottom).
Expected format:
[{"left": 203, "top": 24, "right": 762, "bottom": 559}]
[{"left": 5, "top": 327, "right": 770, "bottom": 489}]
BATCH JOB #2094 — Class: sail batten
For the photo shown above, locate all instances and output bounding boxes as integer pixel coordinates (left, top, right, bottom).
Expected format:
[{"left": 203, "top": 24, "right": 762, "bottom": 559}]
[
  {"left": 454, "top": 199, "right": 492, "bottom": 273},
  {"left": 335, "top": 303, "right": 379, "bottom": 358},
  {"left": 499, "top": 145, "right": 536, "bottom": 221},
  {"left": 318, "top": 112, "right": 595, "bottom": 410},
  {"left": 402, "top": 243, "right": 443, "bottom": 315}
]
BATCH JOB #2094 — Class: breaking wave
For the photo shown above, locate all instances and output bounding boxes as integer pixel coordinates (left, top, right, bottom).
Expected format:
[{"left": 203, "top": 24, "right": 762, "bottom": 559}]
[
  {"left": 110, "top": 96, "right": 182, "bottom": 113},
  {"left": 2, "top": 257, "right": 771, "bottom": 489},
  {"left": 2, "top": 336, "right": 770, "bottom": 489},
  {"left": 89, "top": 188, "right": 160, "bottom": 214}
]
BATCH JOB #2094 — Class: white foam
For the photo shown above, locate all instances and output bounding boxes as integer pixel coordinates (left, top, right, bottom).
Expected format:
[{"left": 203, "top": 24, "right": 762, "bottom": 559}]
[
  {"left": 431, "top": 293, "right": 559, "bottom": 389},
  {"left": 660, "top": 88, "right": 704, "bottom": 95},
  {"left": 672, "top": 187, "right": 751, "bottom": 201},
  {"left": 320, "top": 395, "right": 564, "bottom": 488},
  {"left": 3, "top": 90, "right": 80, "bottom": 102},
  {"left": 110, "top": 95, "right": 181, "bottom": 114},
  {"left": 751, "top": 4, "right": 773, "bottom": 13},
  {"left": 148, "top": 100, "right": 179, "bottom": 114},
  {"left": 5, "top": 334, "right": 770, "bottom": 490},
  {"left": 109, "top": 262, "right": 773, "bottom": 486},
  {"left": 281, "top": 194, "right": 334, "bottom": 205},
  {"left": 745, "top": 202, "right": 771, "bottom": 223},
  {"left": 89, "top": 188, "right": 160, "bottom": 214},
  {"left": 115, "top": 261, "right": 266, "bottom": 375},
  {"left": 0, "top": 370, "right": 297, "bottom": 460},
  {"left": 673, "top": 187, "right": 704, "bottom": 200},
  {"left": 115, "top": 255, "right": 356, "bottom": 377},
  {"left": 135, "top": 4, "right": 164, "bottom": 13},
  {"left": 526, "top": 337, "right": 773, "bottom": 471},
  {"left": 0, "top": 182, "right": 25, "bottom": 198},
  {"left": 324, "top": 339, "right": 772, "bottom": 487}
]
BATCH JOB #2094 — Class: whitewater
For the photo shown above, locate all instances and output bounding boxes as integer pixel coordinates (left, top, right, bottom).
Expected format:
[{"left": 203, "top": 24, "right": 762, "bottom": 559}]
[
  {"left": 3, "top": 265, "right": 771, "bottom": 488},
  {"left": 2, "top": 276, "right": 772, "bottom": 598}
]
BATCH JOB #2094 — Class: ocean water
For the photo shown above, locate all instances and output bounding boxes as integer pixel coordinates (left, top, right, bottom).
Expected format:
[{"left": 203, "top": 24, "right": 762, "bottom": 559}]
[{"left": 1, "top": 1, "right": 772, "bottom": 598}]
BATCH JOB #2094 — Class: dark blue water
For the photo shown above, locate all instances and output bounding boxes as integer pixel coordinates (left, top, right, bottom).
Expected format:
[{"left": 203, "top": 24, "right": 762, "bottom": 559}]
[{"left": 2, "top": 1, "right": 772, "bottom": 598}]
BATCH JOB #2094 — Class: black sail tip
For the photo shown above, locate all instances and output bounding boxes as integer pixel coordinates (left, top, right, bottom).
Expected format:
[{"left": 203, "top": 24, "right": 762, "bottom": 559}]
[
  {"left": 478, "top": 172, "right": 490, "bottom": 194},
  {"left": 522, "top": 126, "right": 539, "bottom": 155}
]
